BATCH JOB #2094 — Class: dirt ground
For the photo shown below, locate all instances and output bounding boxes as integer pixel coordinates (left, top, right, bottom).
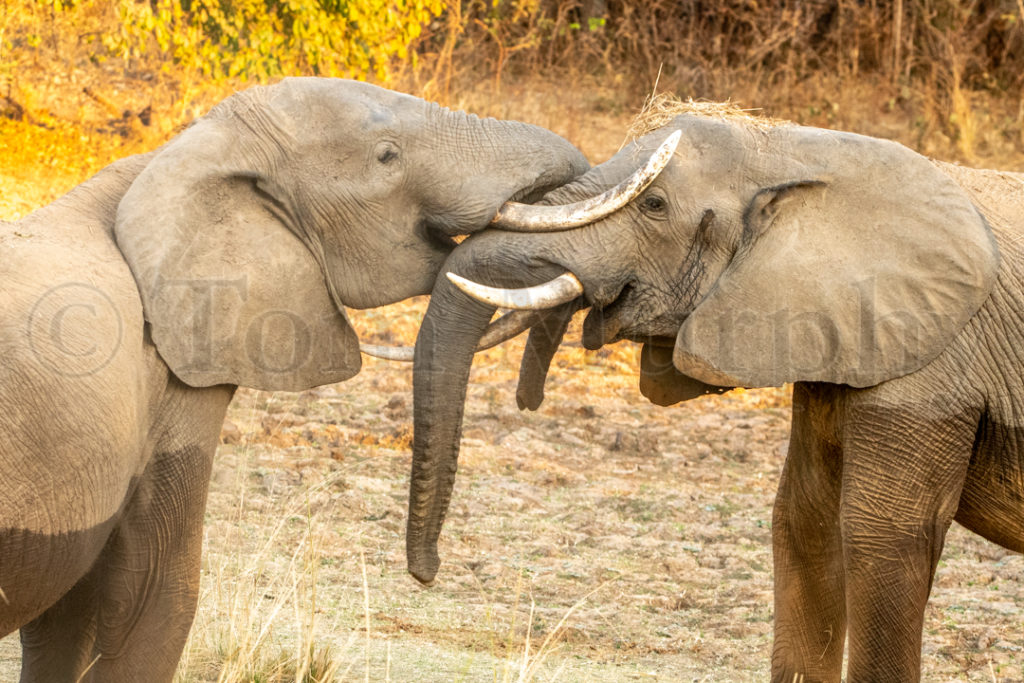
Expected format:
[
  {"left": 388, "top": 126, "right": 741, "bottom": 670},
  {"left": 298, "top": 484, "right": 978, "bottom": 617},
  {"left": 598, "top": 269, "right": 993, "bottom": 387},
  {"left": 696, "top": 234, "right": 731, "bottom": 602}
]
[
  {"left": 1, "top": 83, "right": 1023, "bottom": 682},
  {"left": 1, "top": 305, "right": 1022, "bottom": 680}
]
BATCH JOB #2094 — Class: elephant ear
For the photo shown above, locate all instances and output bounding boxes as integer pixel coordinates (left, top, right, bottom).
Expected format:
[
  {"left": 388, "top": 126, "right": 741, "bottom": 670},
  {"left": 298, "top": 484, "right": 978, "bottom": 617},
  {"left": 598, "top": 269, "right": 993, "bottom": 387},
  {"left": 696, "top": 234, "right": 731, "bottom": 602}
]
[
  {"left": 639, "top": 343, "right": 730, "bottom": 406},
  {"left": 673, "top": 134, "right": 998, "bottom": 389},
  {"left": 115, "top": 94, "right": 359, "bottom": 391}
]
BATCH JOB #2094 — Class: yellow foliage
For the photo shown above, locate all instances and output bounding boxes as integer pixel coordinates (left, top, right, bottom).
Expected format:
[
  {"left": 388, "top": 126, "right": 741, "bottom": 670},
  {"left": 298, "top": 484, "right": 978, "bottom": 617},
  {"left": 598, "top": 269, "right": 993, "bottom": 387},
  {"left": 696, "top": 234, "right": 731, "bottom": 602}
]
[
  {"left": 34, "top": 0, "right": 445, "bottom": 82},
  {"left": 0, "top": 116, "right": 150, "bottom": 220}
]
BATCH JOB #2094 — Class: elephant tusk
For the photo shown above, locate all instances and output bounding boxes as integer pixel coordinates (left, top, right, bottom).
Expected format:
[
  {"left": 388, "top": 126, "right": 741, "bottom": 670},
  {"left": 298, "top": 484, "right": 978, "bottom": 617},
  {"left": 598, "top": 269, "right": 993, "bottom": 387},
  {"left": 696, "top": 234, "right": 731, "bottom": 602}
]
[
  {"left": 491, "top": 130, "right": 681, "bottom": 232},
  {"left": 447, "top": 271, "right": 584, "bottom": 310},
  {"left": 360, "top": 310, "right": 544, "bottom": 362},
  {"left": 360, "top": 343, "right": 414, "bottom": 362},
  {"left": 477, "top": 309, "right": 544, "bottom": 349}
]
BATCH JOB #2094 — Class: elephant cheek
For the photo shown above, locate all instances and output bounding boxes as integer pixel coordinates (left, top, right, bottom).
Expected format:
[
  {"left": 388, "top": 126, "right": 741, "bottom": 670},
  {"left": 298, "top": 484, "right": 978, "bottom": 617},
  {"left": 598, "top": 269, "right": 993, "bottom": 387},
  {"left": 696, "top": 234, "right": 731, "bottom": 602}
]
[{"left": 325, "top": 240, "right": 450, "bottom": 308}]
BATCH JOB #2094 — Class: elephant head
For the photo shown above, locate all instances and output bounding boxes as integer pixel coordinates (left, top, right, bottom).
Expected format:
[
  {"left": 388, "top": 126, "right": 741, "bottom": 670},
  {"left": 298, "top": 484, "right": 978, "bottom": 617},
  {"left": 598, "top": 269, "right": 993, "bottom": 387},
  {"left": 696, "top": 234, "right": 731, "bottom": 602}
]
[
  {"left": 114, "top": 77, "right": 588, "bottom": 391},
  {"left": 407, "top": 111, "right": 999, "bottom": 583}
]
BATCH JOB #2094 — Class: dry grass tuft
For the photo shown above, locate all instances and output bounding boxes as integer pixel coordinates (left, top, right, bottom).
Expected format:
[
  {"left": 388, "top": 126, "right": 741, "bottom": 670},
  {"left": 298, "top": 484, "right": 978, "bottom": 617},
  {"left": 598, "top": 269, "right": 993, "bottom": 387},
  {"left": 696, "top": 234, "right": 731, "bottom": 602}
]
[{"left": 627, "top": 92, "right": 787, "bottom": 140}]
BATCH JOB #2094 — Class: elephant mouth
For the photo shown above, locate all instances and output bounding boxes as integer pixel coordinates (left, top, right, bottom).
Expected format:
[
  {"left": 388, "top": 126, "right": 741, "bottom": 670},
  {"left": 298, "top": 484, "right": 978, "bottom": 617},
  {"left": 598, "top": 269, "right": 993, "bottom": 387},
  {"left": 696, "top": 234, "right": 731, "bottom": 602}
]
[
  {"left": 419, "top": 219, "right": 460, "bottom": 251},
  {"left": 581, "top": 284, "right": 682, "bottom": 350},
  {"left": 582, "top": 282, "right": 635, "bottom": 349}
]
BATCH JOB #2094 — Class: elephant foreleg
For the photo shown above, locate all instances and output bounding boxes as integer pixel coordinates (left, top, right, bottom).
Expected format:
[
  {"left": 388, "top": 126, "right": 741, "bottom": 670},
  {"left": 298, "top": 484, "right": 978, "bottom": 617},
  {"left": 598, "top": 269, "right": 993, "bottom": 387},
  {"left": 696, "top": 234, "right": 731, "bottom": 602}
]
[
  {"left": 770, "top": 384, "right": 845, "bottom": 683},
  {"left": 19, "top": 567, "right": 103, "bottom": 681},
  {"left": 839, "top": 400, "right": 976, "bottom": 681},
  {"left": 20, "top": 440, "right": 216, "bottom": 683},
  {"left": 89, "top": 445, "right": 215, "bottom": 681},
  {"left": 20, "top": 381, "right": 232, "bottom": 683}
]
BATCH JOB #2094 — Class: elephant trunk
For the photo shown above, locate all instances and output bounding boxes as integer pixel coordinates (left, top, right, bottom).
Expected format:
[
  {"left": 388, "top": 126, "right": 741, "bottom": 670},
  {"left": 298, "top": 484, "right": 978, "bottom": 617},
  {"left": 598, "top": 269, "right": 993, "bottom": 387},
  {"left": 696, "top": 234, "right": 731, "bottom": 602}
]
[
  {"left": 515, "top": 301, "right": 579, "bottom": 410},
  {"left": 407, "top": 152, "right": 652, "bottom": 583},
  {"left": 418, "top": 107, "right": 592, "bottom": 239},
  {"left": 407, "top": 275, "right": 493, "bottom": 584},
  {"left": 407, "top": 242, "right": 568, "bottom": 584}
]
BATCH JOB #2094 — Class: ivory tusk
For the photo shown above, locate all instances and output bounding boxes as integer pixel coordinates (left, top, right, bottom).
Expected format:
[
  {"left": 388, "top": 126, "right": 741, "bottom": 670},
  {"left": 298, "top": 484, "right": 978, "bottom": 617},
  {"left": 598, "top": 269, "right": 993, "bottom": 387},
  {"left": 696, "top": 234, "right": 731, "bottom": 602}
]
[
  {"left": 359, "top": 310, "right": 543, "bottom": 363},
  {"left": 477, "top": 309, "right": 543, "bottom": 349},
  {"left": 447, "top": 271, "right": 584, "bottom": 310},
  {"left": 491, "top": 130, "right": 681, "bottom": 232},
  {"left": 360, "top": 343, "right": 414, "bottom": 362}
]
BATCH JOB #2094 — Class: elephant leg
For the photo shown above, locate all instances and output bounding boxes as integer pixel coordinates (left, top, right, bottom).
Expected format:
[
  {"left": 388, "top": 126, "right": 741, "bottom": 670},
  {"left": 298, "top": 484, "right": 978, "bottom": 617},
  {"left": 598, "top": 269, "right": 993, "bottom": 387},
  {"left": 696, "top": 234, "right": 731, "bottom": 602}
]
[
  {"left": 770, "top": 384, "right": 845, "bottom": 683},
  {"left": 20, "top": 381, "right": 232, "bottom": 683},
  {"left": 840, "top": 402, "right": 976, "bottom": 680},
  {"left": 19, "top": 442, "right": 215, "bottom": 683},
  {"left": 85, "top": 445, "right": 215, "bottom": 681},
  {"left": 19, "top": 568, "right": 103, "bottom": 682}
]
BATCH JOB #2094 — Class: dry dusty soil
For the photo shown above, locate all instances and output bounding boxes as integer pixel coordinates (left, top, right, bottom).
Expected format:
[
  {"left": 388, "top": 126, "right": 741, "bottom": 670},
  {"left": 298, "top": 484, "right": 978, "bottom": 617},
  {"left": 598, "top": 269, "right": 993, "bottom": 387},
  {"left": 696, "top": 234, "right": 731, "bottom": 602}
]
[
  {"left": 1, "top": 83, "right": 1022, "bottom": 681},
  {"left": 0, "top": 303, "right": 1022, "bottom": 681}
]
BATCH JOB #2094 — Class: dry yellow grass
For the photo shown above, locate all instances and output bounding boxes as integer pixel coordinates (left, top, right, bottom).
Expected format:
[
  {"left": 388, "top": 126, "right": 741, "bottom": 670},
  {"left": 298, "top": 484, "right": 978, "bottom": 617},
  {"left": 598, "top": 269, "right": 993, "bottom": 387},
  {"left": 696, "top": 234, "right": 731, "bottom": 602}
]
[{"left": 627, "top": 92, "right": 788, "bottom": 141}]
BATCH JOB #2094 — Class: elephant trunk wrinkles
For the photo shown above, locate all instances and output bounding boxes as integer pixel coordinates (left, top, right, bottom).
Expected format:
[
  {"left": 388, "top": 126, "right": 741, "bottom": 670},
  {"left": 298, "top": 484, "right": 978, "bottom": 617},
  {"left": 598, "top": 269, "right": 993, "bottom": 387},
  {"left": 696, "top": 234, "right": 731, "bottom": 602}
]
[
  {"left": 408, "top": 240, "right": 570, "bottom": 583},
  {"left": 420, "top": 106, "right": 591, "bottom": 237},
  {"left": 407, "top": 276, "right": 495, "bottom": 584}
]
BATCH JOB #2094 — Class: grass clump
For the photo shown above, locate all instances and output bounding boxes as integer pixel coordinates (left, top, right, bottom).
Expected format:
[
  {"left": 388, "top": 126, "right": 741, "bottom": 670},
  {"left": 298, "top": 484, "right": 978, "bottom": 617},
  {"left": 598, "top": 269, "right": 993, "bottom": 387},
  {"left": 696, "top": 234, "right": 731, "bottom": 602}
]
[{"left": 627, "top": 91, "right": 788, "bottom": 141}]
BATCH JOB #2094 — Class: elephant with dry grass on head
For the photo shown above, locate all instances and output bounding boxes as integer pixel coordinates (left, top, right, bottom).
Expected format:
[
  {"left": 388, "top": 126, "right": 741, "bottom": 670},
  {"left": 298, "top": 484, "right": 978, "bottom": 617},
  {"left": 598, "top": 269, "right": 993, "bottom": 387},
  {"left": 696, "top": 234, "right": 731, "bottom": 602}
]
[
  {"left": 0, "top": 77, "right": 589, "bottom": 682},
  {"left": 409, "top": 100, "right": 1024, "bottom": 681}
]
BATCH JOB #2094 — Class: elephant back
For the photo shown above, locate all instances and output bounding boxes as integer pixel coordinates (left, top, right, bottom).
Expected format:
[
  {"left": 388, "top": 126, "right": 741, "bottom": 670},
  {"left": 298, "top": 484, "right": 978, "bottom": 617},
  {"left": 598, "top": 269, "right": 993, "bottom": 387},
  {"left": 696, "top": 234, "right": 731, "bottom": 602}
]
[{"left": 936, "top": 161, "right": 1024, "bottom": 240}]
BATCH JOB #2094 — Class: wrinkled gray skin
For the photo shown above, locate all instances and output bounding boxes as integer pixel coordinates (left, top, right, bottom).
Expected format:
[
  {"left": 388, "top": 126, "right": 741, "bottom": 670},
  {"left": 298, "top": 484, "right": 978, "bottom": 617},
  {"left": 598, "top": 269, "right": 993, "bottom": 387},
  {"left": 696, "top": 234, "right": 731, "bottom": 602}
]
[
  {"left": 0, "top": 77, "right": 587, "bottom": 682},
  {"left": 410, "top": 113, "right": 1024, "bottom": 681}
]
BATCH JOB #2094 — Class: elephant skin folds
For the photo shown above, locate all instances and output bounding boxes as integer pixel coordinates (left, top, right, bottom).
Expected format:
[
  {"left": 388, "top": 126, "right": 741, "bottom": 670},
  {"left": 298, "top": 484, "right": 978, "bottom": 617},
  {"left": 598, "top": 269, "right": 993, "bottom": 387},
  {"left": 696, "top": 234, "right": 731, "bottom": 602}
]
[
  {"left": 409, "top": 114, "right": 1024, "bottom": 680},
  {"left": 0, "top": 78, "right": 590, "bottom": 681}
]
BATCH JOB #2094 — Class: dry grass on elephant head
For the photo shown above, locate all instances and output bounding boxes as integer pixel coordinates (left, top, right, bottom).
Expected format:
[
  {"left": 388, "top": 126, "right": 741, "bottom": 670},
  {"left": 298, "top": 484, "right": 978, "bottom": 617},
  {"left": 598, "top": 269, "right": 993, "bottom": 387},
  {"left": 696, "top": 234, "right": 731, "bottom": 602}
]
[{"left": 626, "top": 93, "right": 790, "bottom": 142}]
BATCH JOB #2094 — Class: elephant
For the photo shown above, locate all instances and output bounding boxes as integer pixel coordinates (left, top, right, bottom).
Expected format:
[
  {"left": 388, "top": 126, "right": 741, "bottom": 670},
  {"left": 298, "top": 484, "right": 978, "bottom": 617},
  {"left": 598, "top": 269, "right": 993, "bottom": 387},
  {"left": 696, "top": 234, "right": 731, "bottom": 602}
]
[
  {"left": 0, "top": 76, "right": 588, "bottom": 681},
  {"left": 406, "top": 107, "right": 1024, "bottom": 680}
]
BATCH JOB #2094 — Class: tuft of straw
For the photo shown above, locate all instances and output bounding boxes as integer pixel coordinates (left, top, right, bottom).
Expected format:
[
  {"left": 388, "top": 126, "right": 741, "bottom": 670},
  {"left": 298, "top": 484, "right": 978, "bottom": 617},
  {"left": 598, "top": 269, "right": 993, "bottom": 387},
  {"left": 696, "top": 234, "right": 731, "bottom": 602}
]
[{"left": 626, "top": 92, "right": 787, "bottom": 140}]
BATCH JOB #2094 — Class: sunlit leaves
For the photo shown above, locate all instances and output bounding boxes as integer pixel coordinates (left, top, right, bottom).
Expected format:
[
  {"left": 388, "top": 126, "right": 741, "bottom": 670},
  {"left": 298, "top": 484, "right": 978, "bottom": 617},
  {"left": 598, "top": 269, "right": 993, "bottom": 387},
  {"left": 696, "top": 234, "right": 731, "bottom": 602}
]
[{"left": 45, "top": 0, "right": 445, "bottom": 82}]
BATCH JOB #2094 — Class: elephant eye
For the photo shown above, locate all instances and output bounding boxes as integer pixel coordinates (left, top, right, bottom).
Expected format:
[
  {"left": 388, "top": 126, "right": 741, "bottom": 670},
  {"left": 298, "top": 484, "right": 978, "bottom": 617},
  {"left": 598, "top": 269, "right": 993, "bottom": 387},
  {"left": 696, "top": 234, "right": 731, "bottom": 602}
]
[
  {"left": 377, "top": 147, "right": 399, "bottom": 164},
  {"left": 641, "top": 194, "right": 667, "bottom": 214}
]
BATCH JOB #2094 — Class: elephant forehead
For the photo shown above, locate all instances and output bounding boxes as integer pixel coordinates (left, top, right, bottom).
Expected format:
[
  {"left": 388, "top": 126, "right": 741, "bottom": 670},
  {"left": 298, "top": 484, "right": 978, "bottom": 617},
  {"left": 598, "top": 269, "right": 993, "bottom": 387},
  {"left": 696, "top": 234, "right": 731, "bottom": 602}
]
[
  {"left": 620, "top": 119, "right": 768, "bottom": 185},
  {"left": 274, "top": 77, "right": 416, "bottom": 131}
]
